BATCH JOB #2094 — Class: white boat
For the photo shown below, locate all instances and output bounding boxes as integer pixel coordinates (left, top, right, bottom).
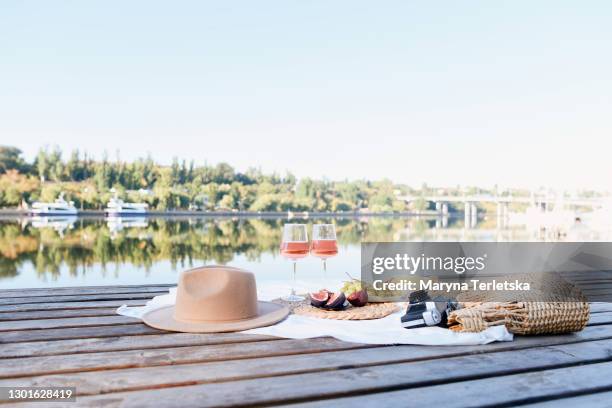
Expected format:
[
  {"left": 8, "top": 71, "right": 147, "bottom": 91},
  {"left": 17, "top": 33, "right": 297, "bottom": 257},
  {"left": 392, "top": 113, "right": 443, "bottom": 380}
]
[
  {"left": 105, "top": 196, "right": 148, "bottom": 216},
  {"left": 29, "top": 194, "right": 78, "bottom": 216}
]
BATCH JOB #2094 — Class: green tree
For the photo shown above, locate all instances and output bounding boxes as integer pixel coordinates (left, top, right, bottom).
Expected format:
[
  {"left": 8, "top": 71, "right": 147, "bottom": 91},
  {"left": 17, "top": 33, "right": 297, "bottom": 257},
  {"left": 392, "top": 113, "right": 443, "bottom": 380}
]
[
  {"left": 0, "top": 146, "right": 26, "bottom": 173},
  {"left": 35, "top": 148, "right": 49, "bottom": 182},
  {"left": 48, "top": 147, "right": 64, "bottom": 182}
]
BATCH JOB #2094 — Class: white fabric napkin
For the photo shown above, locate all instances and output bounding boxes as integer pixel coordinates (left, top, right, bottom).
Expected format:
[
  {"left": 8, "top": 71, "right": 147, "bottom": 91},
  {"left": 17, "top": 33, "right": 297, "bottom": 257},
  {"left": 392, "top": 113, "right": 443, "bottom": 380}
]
[{"left": 117, "top": 288, "right": 512, "bottom": 346}]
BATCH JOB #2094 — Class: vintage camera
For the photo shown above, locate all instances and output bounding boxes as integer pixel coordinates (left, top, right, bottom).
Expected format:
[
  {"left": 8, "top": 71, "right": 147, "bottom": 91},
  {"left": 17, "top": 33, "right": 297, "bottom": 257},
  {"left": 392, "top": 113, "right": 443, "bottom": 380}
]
[{"left": 400, "top": 290, "right": 457, "bottom": 329}]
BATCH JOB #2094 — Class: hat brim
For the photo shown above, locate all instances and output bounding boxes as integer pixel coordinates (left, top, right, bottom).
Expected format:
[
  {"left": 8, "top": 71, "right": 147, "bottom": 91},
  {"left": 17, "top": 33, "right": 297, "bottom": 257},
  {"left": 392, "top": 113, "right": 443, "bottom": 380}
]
[{"left": 142, "top": 301, "right": 289, "bottom": 333}]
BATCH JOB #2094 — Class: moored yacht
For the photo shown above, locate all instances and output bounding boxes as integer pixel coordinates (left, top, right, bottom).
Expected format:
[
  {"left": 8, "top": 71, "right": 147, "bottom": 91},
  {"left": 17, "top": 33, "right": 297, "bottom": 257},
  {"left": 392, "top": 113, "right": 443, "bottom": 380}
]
[
  {"left": 105, "top": 196, "right": 149, "bottom": 217},
  {"left": 29, "top": 193, "right": 78, "bottom": 216}
]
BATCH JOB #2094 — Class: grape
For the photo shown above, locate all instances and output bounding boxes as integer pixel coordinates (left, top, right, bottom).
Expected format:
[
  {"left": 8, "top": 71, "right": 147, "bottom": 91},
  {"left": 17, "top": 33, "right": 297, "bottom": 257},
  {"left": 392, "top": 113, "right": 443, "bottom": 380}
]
[{"left": 341, "top": 279, "right": 363, "bottom": 295}]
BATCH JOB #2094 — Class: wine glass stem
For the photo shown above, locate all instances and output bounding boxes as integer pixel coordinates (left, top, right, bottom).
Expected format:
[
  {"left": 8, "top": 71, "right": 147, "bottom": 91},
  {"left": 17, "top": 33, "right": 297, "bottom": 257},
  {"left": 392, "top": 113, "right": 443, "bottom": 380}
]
[
  {"left": 292, "top": 261, "right": 297, "bottom": 295},
  {"left": 323, "top": 259, "right": 327, "bottom": 272}
]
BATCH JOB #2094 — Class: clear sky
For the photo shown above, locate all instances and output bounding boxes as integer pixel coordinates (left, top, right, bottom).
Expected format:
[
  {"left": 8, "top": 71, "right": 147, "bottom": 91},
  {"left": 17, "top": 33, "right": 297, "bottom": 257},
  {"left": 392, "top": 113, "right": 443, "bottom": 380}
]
[{"left": 1, "top": 1, "right": 611, "bottom": 190}]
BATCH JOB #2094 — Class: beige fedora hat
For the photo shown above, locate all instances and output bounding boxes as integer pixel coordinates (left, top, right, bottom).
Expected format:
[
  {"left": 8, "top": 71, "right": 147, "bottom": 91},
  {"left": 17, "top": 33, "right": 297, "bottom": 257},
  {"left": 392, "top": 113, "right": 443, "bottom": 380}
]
[{"left": 143, "top": 265, "right": 289, "bottom": 333}]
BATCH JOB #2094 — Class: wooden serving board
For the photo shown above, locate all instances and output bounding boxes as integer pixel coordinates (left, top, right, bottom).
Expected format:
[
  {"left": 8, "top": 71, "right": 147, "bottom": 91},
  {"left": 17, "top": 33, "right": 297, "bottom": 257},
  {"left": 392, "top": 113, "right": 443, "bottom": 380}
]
[{"left": 293, "top": 302, "right": 400, "bottom": 320}]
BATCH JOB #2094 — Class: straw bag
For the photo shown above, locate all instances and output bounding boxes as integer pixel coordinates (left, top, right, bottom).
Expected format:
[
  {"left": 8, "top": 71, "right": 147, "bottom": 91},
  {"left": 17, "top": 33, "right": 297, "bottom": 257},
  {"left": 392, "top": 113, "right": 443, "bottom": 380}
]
[
  {"left": 447, "top": 273, "right": 590, "bottom": 335},
  {"left": 448, "top": 301, "right": 590, "bottom": 334}
]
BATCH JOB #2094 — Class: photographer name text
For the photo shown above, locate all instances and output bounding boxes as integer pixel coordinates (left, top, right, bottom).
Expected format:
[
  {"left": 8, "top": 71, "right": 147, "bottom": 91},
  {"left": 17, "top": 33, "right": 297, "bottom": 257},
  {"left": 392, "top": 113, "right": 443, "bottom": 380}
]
[{"left": 372, "top": 279, "right": 531, "bottom": 292}]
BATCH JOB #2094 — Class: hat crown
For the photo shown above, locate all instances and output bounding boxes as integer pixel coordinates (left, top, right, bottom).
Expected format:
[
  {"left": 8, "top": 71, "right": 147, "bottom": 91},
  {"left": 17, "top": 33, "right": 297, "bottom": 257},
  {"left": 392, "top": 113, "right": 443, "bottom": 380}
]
[{"left": 174, "top": 266, "right": 258, "bottom": 322}]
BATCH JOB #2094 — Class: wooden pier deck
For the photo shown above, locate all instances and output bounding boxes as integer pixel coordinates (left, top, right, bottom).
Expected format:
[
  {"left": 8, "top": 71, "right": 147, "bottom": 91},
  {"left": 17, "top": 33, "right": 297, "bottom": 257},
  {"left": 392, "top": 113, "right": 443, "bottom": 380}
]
[{"left": 2, "top": 285, "right": 612, "bottom": 407}]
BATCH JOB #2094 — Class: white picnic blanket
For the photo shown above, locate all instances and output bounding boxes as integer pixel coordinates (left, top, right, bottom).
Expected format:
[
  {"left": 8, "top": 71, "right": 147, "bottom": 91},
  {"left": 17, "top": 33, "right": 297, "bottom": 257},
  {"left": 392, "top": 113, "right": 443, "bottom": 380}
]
[{"left": 117, "top": 288, "right": 512, "bottom": 346}]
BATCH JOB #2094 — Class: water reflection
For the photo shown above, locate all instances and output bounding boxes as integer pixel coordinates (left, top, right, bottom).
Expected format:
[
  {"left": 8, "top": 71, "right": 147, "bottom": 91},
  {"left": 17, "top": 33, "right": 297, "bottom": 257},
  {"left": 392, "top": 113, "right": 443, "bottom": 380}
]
[
  {"left": 29, "top": 216, "right": 77, "bottom": 237},
  {"left": 0, "top": 215, "right": 608, "bottom": 288},
  {"left": 107, "top": 217, "right": 149, "bottom": 238}
]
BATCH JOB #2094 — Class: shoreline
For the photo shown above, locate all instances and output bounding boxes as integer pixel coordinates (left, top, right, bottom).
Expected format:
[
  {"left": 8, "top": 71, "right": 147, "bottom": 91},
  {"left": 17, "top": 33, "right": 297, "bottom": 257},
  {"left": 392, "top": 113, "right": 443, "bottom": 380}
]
[{"left": 0, "top": 209, "right": 462, "bottom": 219}]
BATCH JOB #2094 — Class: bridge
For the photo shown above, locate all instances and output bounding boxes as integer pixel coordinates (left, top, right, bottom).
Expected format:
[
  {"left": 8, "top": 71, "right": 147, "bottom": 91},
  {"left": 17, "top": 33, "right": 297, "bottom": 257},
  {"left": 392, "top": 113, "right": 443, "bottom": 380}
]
[{"left": 397, "top": 194, "right": 608, "bottom": 229}]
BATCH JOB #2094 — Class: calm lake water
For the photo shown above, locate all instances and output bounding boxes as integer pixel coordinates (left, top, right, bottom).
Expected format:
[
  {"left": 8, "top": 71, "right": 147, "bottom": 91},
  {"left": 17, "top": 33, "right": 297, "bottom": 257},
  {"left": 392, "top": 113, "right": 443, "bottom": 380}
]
[{"left": 1, "top": 215, "right": 609, "bottom": 291}]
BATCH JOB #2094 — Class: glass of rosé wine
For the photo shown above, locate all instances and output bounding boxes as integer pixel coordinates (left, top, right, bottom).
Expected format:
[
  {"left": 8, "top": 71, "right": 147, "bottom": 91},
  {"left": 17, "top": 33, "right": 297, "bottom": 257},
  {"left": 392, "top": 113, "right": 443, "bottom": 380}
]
[
  {"left": 310, "top": 224, "right": 338, "bottom": 272},
  {"left": 280, "top": 223, "right": 309, "bottom": 301}
]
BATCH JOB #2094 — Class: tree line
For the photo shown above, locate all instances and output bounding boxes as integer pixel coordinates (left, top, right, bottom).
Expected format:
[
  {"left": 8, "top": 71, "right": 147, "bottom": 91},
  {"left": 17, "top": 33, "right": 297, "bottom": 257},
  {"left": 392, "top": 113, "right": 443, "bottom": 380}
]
[{"left": 0, "top": 146, "right": 414, "bottom": 212}]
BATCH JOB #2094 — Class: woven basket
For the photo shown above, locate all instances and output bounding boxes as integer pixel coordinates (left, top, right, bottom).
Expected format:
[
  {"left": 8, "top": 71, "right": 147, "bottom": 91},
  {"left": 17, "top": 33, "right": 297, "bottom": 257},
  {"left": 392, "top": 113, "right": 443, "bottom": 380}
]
[
  {"left": 448, "top": 301, "right": 590, "bottom": 334},
  {"left": 447, "top": 273, "right": 590, "bottom": 335}
]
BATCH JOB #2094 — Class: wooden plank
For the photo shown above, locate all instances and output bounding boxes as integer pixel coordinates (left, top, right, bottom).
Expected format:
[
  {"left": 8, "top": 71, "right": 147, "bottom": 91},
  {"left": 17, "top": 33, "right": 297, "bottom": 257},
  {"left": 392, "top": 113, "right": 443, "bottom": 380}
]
[
  {"left": 0, "top": 284, "right": 173, "bottom": 295},
  {"left": 0, "top": 315, "right": 141, "bottom": 332},
  {"left": 1, "top": 301, "right": 605, "bottom": 320},
  {"left": 586, "top": 311, "right": 612, "bottom": 326},
  {"left": 573, "top": 283, "right": 612, "bottom": 289},
  {"left": 560, "top": 270, "right": 612, "bottom": 278},
  {"left": 67, "top": 356, "right": 612, "bottom": 407},
  {"left": 2, "top": 309, "right": 607, "bottom": 346},
  {"left": 0, "top": 285, "right": 173, "bottom": 298},
  {"left": 0, "top": 299, "right": 147, "bottom": 313},
  {"left": 579, "top": 288, "right": 612, "bottom": 295},
  {"left": 0, "top": 338, "right": 370, "bottom": 379},
  {"left": 0, "top": 307, "right": 121, "bottom": 322},
  {"left": 3, "top": 319, "right": 612, "bottom": 360},
  {"left": 5, "top": 337, "right": 612, "bottom": 398},
  {"left": 564, "top": 278, "right": 612, "bottom": 283},
  {"left": 0, "top": 332, "right": 276, "bottom": 359},
  {"left": 282, "top": 363, "right": 612, "bottom": 408},
  {"left": 0, "top": 301, "right": 603, "bottom": 321},
  {"left": 589, "top": 302, "right": 612, "bottom": 314},
  {"left": 584, "top": 295, "right": 612, "bottom": 302},
  {"left": 0, "top": 323, "right": 163, "bottom": 344},
  {"left": 0, "top": 306, "right": 606, "bottom": 342},
  {"left": 519, "top": 391, "right": 612, "bottom": 407},
  {"left": 0, "top": 304, "right": 612, "bottom": 331},
  {"left": 0, "top": 300, "right": 605, "bottom": 316},
  {"left": 0, "top": 292, "right": 167, "bottom": 306}
]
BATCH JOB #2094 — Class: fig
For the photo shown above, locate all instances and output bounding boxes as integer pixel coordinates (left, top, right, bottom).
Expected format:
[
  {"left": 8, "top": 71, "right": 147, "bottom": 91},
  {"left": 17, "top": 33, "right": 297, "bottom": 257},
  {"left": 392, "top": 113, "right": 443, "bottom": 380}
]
[
  {"left": 347, "top": 289, "right": 368, "bottom": 307},
  {"left": 309, "top": 290, "right": 330, "bottom": 308},
  {"left": 325, "top": 291, "right": 347, "bottom": 310}
]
